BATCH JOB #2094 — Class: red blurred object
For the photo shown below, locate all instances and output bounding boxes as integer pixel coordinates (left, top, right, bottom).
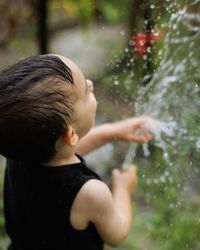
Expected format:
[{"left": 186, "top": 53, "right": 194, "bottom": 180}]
[{"left": 133, "top": 32, "right": 162, "bottom": 57}]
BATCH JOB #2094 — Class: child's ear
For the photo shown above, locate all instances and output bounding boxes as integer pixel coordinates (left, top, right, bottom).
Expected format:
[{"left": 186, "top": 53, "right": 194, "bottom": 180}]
[{"left": 63, "top": 126, "right": 79, "bottom": 146}]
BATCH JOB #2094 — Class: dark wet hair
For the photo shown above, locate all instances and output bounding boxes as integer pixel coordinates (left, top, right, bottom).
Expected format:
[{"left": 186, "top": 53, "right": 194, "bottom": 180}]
[{"left": 0, "top": 54, "right": 75, "bottom": 163}]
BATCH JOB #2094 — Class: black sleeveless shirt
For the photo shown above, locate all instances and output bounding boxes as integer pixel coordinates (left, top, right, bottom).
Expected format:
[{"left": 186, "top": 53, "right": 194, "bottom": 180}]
[{"left": 4, "top": 155, "right": 103, "bottom": 250}]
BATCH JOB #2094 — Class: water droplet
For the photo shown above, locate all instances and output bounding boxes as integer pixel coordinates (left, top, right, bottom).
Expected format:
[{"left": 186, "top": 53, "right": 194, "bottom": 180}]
[
  {"left": 129, "top": 40, "right": 134, "bottom": 46},
  {"left": 160, "top": 176, "right": 166, "bottom": 183},
  {"left": 143, "top": 54, "right": 148, "bottom": 60},
  {"left": 113, "top": 80, "right": 119, "bottom": 86},
  {"left": 143, "top": 143, "right": 150, "bottom": 156},
  {"left": 164, "top": 152, "right": 168, "bottom": 159},
  {"left": 120, "top": 30, "right": 125, "bottom": 36},
  {"left": 147, "top": 47, "right": 151, "bottom": 53},
  {"left": 172, "top": 24, "right": 177, "bottom": 30},
  {"left": 164, "top": 171, "right": 169, "bottom": 177},
  {"left": 150, "top": 4, "right": 155, "bottom": 9},
  {"left": 196, "top": 139, "right": 200, "bottom": 149},
  {"left": 178, "top": 9, "right": 186, "bottom": 15},
  {"left": 125, "top": 48, "right": 129, "bottom": 53}
]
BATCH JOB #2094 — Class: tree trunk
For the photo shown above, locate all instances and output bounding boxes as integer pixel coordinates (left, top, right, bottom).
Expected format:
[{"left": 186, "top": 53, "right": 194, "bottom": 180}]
[{"left": 37, "top": 0, "right": 48, "bottom": 54}]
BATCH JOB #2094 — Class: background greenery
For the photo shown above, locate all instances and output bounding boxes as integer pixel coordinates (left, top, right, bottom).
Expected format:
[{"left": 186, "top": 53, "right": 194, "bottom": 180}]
[{"left": 0, "top": 1, "right": 200, "bottom": 249}]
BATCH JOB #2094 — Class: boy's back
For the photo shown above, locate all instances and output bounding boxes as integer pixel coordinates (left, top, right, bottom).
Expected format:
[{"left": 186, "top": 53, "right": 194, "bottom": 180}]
[{"left": 4, "top": 156, "right": 103, "bottom": 250}]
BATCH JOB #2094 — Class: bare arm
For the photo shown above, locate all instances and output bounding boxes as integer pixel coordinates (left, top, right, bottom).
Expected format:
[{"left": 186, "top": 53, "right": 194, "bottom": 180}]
[
  {"left": 70, "top": 166, "right": 137, "bottom": 247},
  {"left": 75, "top": 123, "right": 112, "bottom": 155},
  {"left": 75, "top": 116, "right": 153, "bottom": 155}
]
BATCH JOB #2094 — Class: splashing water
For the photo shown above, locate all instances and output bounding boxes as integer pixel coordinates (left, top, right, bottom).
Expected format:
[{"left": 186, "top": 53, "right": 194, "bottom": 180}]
[
  {"left": 133, "top": 1, "right": 200, "bottom": 163},
  {"left": 121, "top": 2, "right": 200, "bottom": 168},
  {"left": 122, "top": 1, "right": 200, "bottom": 249},
  {"left": 141, "top": 118, "right": 178, "bottom": 156},
  {"left": 141, "top": 118, "right": 177, "bottom": 143},
  {"left": 123, "top": 117, "right": 178, "bottom": 165}
]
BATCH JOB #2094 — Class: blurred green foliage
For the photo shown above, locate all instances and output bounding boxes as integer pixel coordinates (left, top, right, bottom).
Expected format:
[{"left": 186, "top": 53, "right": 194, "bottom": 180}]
[{"left": 0, "top": 1, "right": 200, "bottom": 250}]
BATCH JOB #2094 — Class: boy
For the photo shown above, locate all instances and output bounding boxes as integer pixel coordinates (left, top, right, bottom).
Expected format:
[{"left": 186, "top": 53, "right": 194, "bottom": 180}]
[{"left": 0, "top": 54, "right": 152, "bottom": 250}]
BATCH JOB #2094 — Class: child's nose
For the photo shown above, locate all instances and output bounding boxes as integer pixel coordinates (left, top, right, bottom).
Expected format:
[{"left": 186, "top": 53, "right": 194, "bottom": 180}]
[{"left": 87, "top": 80, "right": 94, "bottom": 92}]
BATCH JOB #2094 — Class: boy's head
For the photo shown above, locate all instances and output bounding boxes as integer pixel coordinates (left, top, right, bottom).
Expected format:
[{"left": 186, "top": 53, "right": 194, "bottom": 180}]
[{"left": 0, "top": 55, "right": 97, "bottom": 163}]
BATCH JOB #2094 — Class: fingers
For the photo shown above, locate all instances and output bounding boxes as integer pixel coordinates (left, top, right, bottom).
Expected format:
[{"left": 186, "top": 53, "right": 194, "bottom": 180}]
[
  {"left": 129, "top": 118, "right": 154, "bottom": 142},
  {"left": 126, "top": 164, "right": 138, "bottom": 174},
  {"left": 128, "top": 131, "right": 153, "bottom": 143},
  {"left": 112, "top": 165, "right": 138, "bottom": 193},
  {"left": 113, "top": 164, "right": 137, "bottom": 174},
  {"left": 112, "top": 168, "right": 120, "bottom": 176}
]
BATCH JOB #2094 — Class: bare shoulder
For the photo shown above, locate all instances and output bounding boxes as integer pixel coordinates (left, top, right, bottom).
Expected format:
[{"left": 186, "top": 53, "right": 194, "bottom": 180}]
[
  {"left": 71, "top": 179, "right": 113, "bottom": 216},
  {"left": 70, "top": 179, "right": 113, "bottom": 230},
  {"left": 71, "top": 179, "right": 128, "bottom": 246},
  {"left": 78, "top": 179, "right": 112, "bottom": 203}
]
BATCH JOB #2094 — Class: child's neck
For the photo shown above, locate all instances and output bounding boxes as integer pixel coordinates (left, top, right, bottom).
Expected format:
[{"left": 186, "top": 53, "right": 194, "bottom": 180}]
[{"left": 44, "top": 153, "right": 80, "bottom": 167}]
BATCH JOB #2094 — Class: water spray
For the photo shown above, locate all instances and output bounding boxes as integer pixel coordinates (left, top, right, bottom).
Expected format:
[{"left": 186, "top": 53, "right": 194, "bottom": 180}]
[{"left": 122, "top": 117, "right": 177, "bottom": 170}]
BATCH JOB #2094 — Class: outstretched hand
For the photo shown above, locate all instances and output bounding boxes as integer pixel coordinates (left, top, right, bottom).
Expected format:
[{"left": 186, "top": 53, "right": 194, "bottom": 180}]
[
  {"left": 75, "top": 115, "right": 153, "bottom": 156},
  {"left": 110, "top": 116, "right": 153, "bottom": 143}
]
